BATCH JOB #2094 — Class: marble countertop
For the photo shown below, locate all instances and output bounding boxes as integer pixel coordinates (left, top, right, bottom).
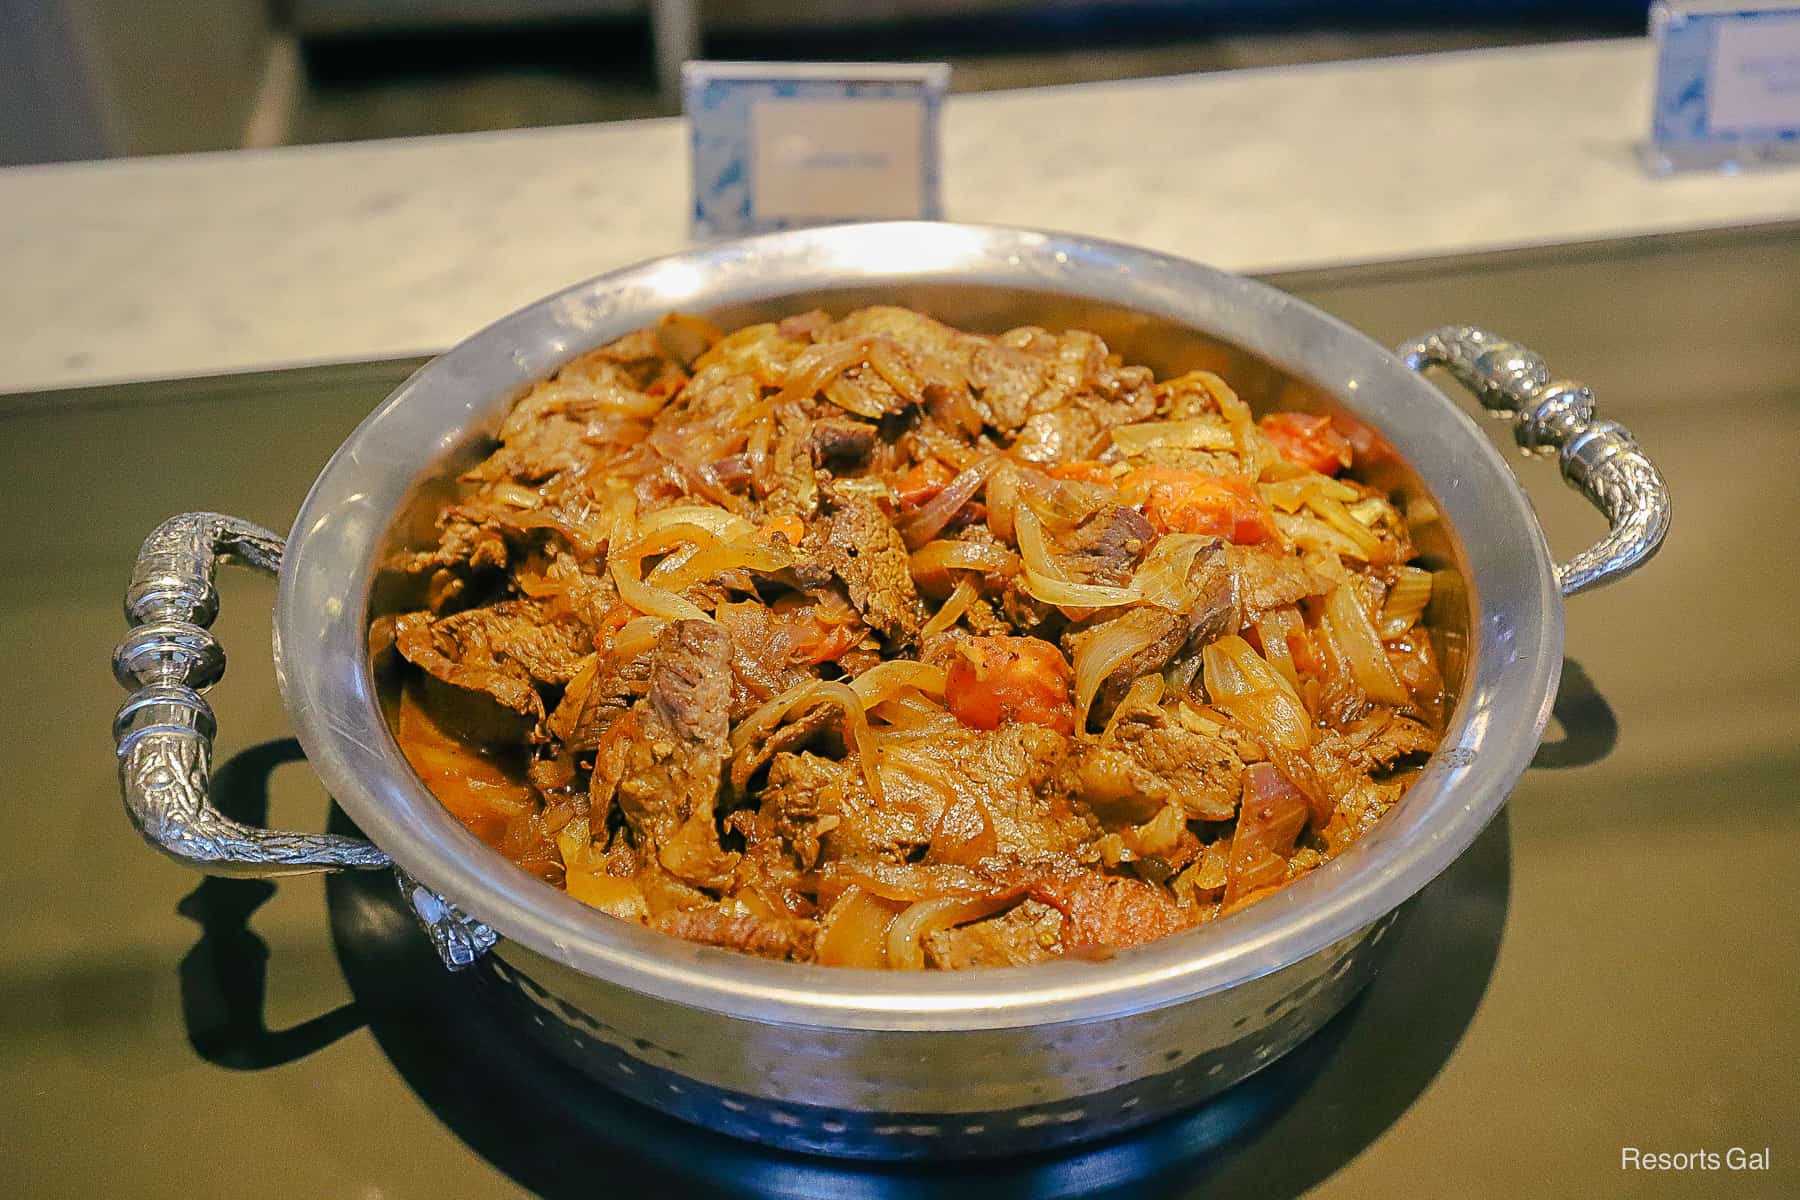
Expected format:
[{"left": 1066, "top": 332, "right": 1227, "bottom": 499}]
[{"left": 4, "top": 38, "right": 1798, "bottom": 397}]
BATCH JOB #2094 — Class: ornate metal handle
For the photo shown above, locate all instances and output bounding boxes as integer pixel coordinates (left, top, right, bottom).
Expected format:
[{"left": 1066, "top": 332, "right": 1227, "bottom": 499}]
[
  {"left": 112, "top": 513, "right": 394, "bottom": 876},
  {"left": 114, "top": 513, "right": 497, "bottom": 970},
  {"left": 1397, "top": 326, "right": 1671, "bottom": 597}
]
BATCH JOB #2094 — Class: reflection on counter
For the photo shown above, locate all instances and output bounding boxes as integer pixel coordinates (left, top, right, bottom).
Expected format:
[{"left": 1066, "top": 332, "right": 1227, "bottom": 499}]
[{"left": 162, "top": 726, "right": 1515, "bottom": 1199}]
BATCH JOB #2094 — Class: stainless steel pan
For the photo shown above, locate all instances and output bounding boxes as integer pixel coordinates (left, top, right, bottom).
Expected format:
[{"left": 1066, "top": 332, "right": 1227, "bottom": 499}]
[{"left": 111, "top": 222, "right": 1668, "bottom": 1158}]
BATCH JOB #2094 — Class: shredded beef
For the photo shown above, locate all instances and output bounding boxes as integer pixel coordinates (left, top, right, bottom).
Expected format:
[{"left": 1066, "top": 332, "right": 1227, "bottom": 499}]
[
  {"left": 809, "top": 418, "right": 880, "bottom": 466},
  {"left": 1228, "top": 544, "right": 1332, "bottom": 616},
  {"left": 1059, "top": 505, "right": 1156, "bottom": 587},
  {"left": 1027, "top": 867, "right": 1190, "bottom": 952},
  {"left": 762, "top": 751, "right": 928, "bottom": 864},
  {"left": 798, "top": 496, "right": 921, "bottom": 643},
  {"left": 394, "top": 599, "right": 590, "bottom": 718},
  {"left": 650, "top": 908, "right": 814, "bottom": 961},
  {"left": 1072, "top": 695, "right": 1244, "bottom": 823},
  {"left": 594, "top": 621, "right": 738, "bottom": 888},
  {"left": 389, "top": 304, "right": 1446, "bottom": 968},
  {"left": 757, "top": 404, "right": 819, "bottom": 522},
  {"left": 924, "top": 900, "right": 1064, "bottom": 969},
  {"left": 546, "top": 646, "right": 652, "bottom": 752}
]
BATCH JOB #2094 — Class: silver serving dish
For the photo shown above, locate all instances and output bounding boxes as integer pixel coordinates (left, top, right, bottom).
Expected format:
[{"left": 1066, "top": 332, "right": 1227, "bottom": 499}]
[{"left": 111, "top": 222, "right": 1668, "bottom": 1159}]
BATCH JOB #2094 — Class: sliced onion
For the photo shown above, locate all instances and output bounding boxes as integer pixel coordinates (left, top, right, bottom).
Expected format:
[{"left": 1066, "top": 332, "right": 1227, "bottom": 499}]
[
  {"left": 545, "top": 655, "right": 601, "bottom": 743},
  {"left": 1109, "top": 416, "right": 1236, "bottom": 456},
  {"left": 824, "top": 375, "right": 892, "bottom": 420},
  {"left": 773, "top": 337, "right": 875, "bottom": 408},
  {"left": 897, "top": 457, "right": 998, "bottom": 549},
  {"left": 885, "top": 893, "right": 1019, "bottom": 970},
  {"left": 514, "top": 374, "right": 666, "bottom": 424},
  {"left": 1378, "top": 566, "right": 1434, "bottom": 639},
  {"left": 642, "top": 540, "right": 702, "bottom": 584},
  {"left": 1304, "top": 494, "right": 1386, "bottom": 560},
  {"left": 833, "top": 477, "right": 895, "bottom": 503},
  {"left": 608, "top": 616, "right": 667, "bottom": 657},
  {"left": 1159, "top": 368, "right": 1239, "bottom": 419},
  {"left": 868, "top": 695, "right": 955, "bottom": 729},
  {"left": 1203, "top": 635, "right": 1326, "bottom": 811},
  {"left": 556, "top": 814, "right": 596, "bottom": 871},
  {"left": 633, "top": 504, "right": 754, "bottom": 541},
  {"left": 985, "top": 464, "right": 1021, "bottom": 542},
  {"left": 1222, "top": 763, "right": 1311, "bottom": 907},
  {"left": 909, "top": 538, "right": 1019, "bottom": 595},
  {"left": 565, "top": 868, "right": 650, "bottom": 921},
  {"left": 815, "top": 886, "right": 904, "bottom": 968},
  {"left": 729, "top": 678, "right": 886, "bottom": 806},
  {"left": 1274, "top": 512, "right": 1373, "bottom": 562},
  {"left": 1015, "top": 507, "right": 1140, "bottom": 608},
  {"left": 619, "top": 521, "right": 729, "bottom": 562},
  {"left": 1259, "top": 474, "right": 1358, "bottom": 513},
  {"left": 693, "top": 322, "right": 782, "bottom": 380},
  {"left": 1011, "top": 504, "right": 1066, "bottom": 581},
  {"left": 1321, "top": 585, "right": 1409, "bottom": 706},
  {"left": 1254, "top": 608, "right": 1305, "bottom": 690},
  {"left": 1018, "top": 470, "right": 1117, "bottom": 528},
  {"left": 488, "top": 482, "right": 543, "bottom": 509},
  {"left": 1128, "top": 533, "right": 1213, "bottom": 610},
  {"left": 1210, "top": 375, "right": 1257, "bottom": 454},
  {"left": 1102, "top": 674, "right": 1165, "bottom": 740},
  {"left": 1202, "top": 635, "right": 1312, "bottom": 754},
  {"left": 819, "top": 860, "right": 995, "bottom": 904},
  {"left": 866, "top": 339, "right": 925, "bottom": 405},
  {"left": 609, "top": 555, "right": 711, "bottom": 623},
  {"left": 849, "top": 661, "right": 947, "bottom": 708},
  {"left": 920, "top": 578, "right": 977, "bottom": 638},
  {"left": 921, "top": 579, "right": 979, "bottom": 644},
  {"left": 1019, "top": 571, "right": 1141, "bottom": 609},
  {"left": 1072, "top": 610, "right": 1166, "bottom": 730},
  {"left": 649, "top": 536, "right": 794, "bottom": 594}
]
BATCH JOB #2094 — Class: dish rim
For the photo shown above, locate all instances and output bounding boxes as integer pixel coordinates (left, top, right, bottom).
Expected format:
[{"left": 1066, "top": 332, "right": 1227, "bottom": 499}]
[{"left": 274, "top": 221, "right": 1560, "bottom": 1031}]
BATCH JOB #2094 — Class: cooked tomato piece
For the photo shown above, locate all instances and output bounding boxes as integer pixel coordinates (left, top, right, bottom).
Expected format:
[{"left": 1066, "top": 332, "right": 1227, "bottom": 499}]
[
  {"left": 1258, "top": 412, "right": 1353, "bottom": 476},
  {"left": 894, "top": 459, "right": 955, "bottom": 507},
  {"left": 593, "top": 601, "right": 633, "bottom": 646},
  {"left": 644, "top": 371, "right": 689, "bottom": 400},
  {"left": 770, "top": 593, "right": 863, "bottom": 666},
  {"left": 761, "top": 513, "right": 806, "bottom": 546},
  {"left": 945, "top": 636, "right": 1075, "bottom": 734},
  {"left": 1045, "top": 460, "right": 1117, "bottom": 486},
  {"left": 1286, "top": 627, "right": 1324, "bottom": 677},
  {"left": 1126, "top": 467, "right": 1276, "bottom": 544}
]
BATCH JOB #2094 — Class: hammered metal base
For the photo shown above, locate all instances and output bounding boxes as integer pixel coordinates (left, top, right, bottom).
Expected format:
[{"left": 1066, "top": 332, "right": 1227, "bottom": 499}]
[{"left": 475, "top": 913, "right": 1397, "bottom": 1159}]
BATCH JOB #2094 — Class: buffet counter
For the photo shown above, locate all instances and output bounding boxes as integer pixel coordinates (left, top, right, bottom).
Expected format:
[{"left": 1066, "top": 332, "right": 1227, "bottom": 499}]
[
  {"left": 4, "top": 38, "right": 1800, "bottom": 397},
  {"left": 6, "top": 226, "right": 1794, "bottom": 1199}
]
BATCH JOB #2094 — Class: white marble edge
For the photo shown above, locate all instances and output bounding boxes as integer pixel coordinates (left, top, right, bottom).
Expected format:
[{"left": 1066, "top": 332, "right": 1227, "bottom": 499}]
[{"left": 3, "top": 38, "right": 1799, "bottom": 398}]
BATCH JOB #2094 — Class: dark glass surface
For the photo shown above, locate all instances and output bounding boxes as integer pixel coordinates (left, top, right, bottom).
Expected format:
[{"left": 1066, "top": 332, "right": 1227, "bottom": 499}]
[{"left": 4, "top": 227, "right": 1794, "bottom": 1197}]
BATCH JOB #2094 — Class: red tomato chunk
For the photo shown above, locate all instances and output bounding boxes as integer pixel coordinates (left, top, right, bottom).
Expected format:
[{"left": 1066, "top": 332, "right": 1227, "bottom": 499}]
[
  {"left": 945, "top": 636, "right": 1075, "bottom": 735},
  {"left": 1258, "top": 412, "right": 1354, "bottom": 476},
  {"left": 1126, "top": 467, "right": 1276, "bottom": 545}
]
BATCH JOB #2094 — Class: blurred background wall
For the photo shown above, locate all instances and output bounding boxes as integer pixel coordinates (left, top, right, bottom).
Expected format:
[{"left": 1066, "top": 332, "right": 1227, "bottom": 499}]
[
  {"left": 0, "top": 0, "right": 1649, "bottom": 166},
  {"left": 1, "top": 0, "right": 274, "bottom": 162}
]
